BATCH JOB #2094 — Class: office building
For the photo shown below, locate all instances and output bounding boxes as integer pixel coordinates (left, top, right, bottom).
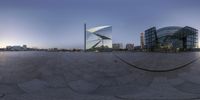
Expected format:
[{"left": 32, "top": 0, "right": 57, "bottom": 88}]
[
  {"left": 112, "top": 43, "right": 123, "bottom": 50},
  {"left": 145, "top": 26, "right": 198, "bottom": 51},
  {"left": 140, "top": 33, "right": 144, "bottom": 49},
  {"left": 126, "top": 44, "right": 134, "bottom": 50}
]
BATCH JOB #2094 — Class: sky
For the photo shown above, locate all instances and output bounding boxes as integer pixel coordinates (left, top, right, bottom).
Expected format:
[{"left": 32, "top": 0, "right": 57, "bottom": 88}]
[{"left": 0, "top": 0, "right": 200, "bottom": 49}]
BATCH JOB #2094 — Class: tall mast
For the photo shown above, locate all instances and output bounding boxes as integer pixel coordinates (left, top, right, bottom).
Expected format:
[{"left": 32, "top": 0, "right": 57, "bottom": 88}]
[{"left": 84, "top": 23, "right": 86, "bottom": 51}]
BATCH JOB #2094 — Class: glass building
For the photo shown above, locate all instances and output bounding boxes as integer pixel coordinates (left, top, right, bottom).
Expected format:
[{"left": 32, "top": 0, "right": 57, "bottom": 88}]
[
  {"left": 145, "top": 26, "right": 198, "bottom": 51},
  {"left": 145, "top": 27, "right": 157, "bottom": 49},
  {"left": 85, "top": 25, "right": 112, "bottom": 51}
]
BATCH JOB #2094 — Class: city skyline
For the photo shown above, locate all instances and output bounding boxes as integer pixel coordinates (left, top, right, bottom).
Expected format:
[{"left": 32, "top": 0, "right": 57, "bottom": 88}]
[{"left": 0, "top": 0, "right": 200, "bottom": 49}]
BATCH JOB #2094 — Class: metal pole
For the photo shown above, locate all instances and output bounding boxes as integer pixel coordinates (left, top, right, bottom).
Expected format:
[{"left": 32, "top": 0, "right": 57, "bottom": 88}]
[
  {"left": 84, "top": 23, "right": 86, "bottom": 52},
  {"left": 102, "top": 39, "right": 104, "bottom": 49}
]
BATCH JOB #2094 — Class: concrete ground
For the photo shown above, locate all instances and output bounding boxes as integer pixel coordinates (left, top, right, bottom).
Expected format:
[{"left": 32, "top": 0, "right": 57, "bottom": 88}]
[{"left": 0, "top": 51, "right": 200, "bottom": 100}]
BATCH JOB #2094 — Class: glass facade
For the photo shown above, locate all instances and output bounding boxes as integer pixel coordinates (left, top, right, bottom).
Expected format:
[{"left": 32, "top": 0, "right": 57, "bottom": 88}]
[
  {"left": 145, "top": 27, "right": 157, "bottom": 49},
  {"left": 145, "top": 26, "right": 198, "bottom": 51},
  {"left": 86, "top": 26, "right": 112, "bottom": 51}
]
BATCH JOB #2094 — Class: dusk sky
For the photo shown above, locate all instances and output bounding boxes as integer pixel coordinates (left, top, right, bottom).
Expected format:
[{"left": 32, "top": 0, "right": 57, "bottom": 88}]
[{"left": 0, "top": 0, "right": 200, "bottom": 49}]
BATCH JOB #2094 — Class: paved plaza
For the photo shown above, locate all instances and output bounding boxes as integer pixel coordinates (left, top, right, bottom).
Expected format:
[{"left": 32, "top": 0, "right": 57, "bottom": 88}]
[{"left": 0, "top": 51, "right": 200, "bottom": 100}]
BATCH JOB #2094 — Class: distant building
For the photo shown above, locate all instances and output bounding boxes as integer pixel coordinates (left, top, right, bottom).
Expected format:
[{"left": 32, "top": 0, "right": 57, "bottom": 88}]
[
  {"left": 140, "top": 33, "right": 144, "bottom": 49},
  {"left": 6, "top": 46, "right": 12, "bottom": 50},
  {"left": 126, "top": 44, "right": 134, "bottom": 51},
  {"left": 48, "top": 48, "right": 58, "bottom": 51},
  {"left": 0, "top": 48, "right": 5, "bottom": 51},
  {"left": 134, "top": 46, "right": 141, "bottom": 51},
  {"left": 22, "top": 45, "right": 27, "bottom": 50},
  {"left": 112, "top": 43, "right": 123, "bottom": 50},
  {"left": 6, "top": 45, "right": 28, "bottom": 51}
]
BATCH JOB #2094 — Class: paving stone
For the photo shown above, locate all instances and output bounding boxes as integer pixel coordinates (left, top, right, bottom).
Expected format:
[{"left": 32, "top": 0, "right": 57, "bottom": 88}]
[
  {"left": 0, "top": 84, "right": 23, "bottom": 95},
  {"left": 63, "top": 72, "right": 81, "bottom": 83},
  {"left": 117, "top": 77, "right": 199, "bottom": 99},
  {"left": 174, "top": 81, "right": 200, "bottom": 94},
  {"left": 92, "top": 84, "right": 147, "bottom": 95},
  {"left": 43, "top": 75, "right": 67, "bottom": 88},
  {"left": 179, "top": 72, "right": 200, "bottom": 84},
  {"left": 167, "top": 78, "right": 185, "bottom": 86},
  {"left": 18, "top": 79, "right": 49, "bottom": 93},
  {"left": 68, "top": 80, "right": 99, "bottom": 93}
]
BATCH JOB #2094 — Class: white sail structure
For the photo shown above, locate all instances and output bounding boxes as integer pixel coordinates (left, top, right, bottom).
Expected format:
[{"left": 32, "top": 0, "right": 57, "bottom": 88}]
[{"left": 86, "top": 25, "right": 112, "bottom": 50}]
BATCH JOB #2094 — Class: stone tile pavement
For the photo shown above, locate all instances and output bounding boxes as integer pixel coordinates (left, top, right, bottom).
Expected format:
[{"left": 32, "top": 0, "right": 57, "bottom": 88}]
[{"left": 0, "top": 51, "right": 200, "bottom": 99}]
